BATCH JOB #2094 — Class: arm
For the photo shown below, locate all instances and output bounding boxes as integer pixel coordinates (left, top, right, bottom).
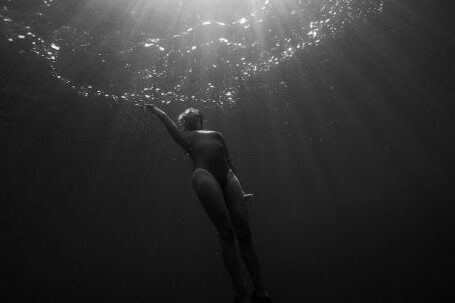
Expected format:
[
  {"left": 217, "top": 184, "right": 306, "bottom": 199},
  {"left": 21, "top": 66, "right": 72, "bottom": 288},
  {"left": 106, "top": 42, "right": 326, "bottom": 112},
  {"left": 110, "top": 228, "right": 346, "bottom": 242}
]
[
  {"left": 217, "top": 132, "right": 254, "bottom": 201},
  {"left": 146, "top": 104, "right": 189, "bottom": 150},
  {"left": 216, "top": 132, "right": 237, "bottom": 175}
]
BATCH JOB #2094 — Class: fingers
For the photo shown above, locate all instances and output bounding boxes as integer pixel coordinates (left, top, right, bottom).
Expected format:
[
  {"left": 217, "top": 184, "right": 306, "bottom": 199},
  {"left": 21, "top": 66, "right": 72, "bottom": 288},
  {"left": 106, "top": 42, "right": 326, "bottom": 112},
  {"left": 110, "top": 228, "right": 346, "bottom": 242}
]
[{"left": 243, "top": 193, "right": 254, "bottom": 200}]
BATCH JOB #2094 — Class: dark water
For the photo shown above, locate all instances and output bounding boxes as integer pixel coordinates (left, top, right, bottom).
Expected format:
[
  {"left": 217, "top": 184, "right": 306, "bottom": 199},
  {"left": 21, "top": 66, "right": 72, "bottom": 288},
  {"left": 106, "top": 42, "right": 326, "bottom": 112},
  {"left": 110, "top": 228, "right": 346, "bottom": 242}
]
[{"left": 1, "top": 0, "right": 454, "bottom": 302}]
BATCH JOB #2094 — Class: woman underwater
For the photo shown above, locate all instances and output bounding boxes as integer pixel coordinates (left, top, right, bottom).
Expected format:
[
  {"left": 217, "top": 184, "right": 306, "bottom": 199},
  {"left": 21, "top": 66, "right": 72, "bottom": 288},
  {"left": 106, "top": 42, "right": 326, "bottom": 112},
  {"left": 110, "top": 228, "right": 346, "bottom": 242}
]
[{"left": 145, "top": 105, "right": 272, "bottom": 303}]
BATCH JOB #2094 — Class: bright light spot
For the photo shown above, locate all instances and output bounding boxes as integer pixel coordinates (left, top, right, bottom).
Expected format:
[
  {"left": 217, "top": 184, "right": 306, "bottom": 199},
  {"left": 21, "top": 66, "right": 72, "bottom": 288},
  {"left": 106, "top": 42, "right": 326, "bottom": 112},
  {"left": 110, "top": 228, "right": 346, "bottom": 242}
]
[
  {"left": 51, "top": 43, "right": 60, "bottom": 50},
  {"left": 308, "top": 30, "right": 317, "bottom": 38}
]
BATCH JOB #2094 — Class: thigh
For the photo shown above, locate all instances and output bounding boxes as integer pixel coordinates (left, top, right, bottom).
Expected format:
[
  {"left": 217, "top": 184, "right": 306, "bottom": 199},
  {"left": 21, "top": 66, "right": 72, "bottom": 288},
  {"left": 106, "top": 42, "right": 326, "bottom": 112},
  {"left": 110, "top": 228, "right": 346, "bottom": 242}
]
[
  {"left": 192, "top": 168, "right": 233, "bottom": 234},
  {"left": 223, "top": 171, "right": 251, "bottom": 238}
]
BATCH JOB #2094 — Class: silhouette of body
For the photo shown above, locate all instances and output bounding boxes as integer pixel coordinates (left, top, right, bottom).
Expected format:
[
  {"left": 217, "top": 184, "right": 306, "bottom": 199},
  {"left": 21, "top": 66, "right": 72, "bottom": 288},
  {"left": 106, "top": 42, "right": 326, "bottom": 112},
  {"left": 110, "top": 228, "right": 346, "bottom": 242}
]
[{"left": 146, "top": 105, "right": 271, "bottom": 303}]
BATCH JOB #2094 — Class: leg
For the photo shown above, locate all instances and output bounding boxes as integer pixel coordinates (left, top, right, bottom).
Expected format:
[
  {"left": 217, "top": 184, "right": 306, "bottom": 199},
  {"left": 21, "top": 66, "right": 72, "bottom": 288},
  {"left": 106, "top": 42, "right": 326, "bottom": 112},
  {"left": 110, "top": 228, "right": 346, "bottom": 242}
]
[
  {"left": 223, "top": 171, "right": 270, "bottom": 299},
  {"left": 192, "top": 168, "right": 247, "bottom": 300}
]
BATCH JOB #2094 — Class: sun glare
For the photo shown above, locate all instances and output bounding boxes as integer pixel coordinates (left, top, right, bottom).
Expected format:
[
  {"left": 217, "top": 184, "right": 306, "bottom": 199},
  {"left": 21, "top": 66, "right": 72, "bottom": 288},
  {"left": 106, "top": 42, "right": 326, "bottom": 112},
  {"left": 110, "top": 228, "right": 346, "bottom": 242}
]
[{"left": 1, "top": 0, "right": 385, "bottom": 105}]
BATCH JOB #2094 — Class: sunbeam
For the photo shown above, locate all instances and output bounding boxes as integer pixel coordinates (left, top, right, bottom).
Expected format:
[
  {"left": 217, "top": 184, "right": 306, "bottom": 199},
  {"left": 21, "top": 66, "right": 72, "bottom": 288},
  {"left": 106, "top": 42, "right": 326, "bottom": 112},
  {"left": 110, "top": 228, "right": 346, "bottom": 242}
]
[{"left": 1, "top": 0, "right": 385, "bottom": 106}]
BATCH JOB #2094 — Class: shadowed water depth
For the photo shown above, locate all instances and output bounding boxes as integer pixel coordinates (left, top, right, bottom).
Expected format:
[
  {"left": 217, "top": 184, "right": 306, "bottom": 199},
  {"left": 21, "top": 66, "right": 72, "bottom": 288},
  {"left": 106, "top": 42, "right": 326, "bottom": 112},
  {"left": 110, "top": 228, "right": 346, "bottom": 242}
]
[{"left": 1, "top": 0, "right": 454, "bottom": 302}]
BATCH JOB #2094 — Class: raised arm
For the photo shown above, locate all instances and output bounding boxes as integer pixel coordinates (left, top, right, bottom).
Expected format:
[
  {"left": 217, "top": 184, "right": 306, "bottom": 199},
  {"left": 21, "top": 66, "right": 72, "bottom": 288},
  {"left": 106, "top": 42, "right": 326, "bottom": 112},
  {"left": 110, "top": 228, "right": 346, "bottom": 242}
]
[{"left": 146, "top": 104, "right": 190, "bottom": 150}]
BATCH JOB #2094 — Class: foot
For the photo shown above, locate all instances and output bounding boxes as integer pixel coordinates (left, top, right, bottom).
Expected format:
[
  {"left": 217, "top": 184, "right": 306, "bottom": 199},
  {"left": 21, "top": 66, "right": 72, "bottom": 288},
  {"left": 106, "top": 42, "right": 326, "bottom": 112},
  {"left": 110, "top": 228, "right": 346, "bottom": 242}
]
[{"left": 251, "top": 290, "right": 272, "bottom": 303}]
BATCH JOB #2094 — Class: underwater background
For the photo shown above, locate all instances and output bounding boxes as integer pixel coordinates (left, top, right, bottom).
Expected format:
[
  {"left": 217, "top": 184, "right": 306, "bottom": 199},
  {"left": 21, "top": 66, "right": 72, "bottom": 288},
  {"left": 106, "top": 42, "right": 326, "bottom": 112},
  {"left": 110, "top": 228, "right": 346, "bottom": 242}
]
[{"left": 1, "top": 0, "right": 454, "bottom": 302}]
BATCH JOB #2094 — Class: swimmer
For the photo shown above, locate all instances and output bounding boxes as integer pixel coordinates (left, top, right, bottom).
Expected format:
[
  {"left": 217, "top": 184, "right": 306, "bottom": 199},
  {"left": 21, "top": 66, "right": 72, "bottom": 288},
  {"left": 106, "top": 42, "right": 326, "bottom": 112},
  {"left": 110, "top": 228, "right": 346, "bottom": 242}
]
[{"left": 146, "top": 104, "right": 271, "bottom": 303}]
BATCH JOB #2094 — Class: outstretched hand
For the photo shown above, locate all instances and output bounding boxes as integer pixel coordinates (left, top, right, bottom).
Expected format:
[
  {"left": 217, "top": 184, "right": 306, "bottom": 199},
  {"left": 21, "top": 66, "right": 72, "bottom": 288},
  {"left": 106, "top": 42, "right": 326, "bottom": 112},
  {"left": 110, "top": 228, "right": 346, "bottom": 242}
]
[{"left": 243, "top": 193, "right": 254, "bottom": 201}]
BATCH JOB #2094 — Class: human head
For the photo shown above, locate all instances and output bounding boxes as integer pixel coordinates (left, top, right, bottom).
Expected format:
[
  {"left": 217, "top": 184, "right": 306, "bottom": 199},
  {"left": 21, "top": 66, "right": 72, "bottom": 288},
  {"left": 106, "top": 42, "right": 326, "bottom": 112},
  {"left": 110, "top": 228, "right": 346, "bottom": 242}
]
[{"left": 178, "top": 108, "right": 203, "bottom": 131}]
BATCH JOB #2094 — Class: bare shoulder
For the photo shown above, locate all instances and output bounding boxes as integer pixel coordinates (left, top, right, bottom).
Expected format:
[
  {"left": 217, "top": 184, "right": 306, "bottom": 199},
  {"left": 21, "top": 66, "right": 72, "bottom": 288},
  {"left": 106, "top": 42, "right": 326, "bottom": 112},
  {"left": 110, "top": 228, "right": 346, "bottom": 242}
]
[
  {"left": 212, "top": 131, "right": 228, "bottom": 145},
  {"left": 212, "top": 130, "right": 224, "bottom": 137},
  {"left": 212, "top": 131, "right": 226, "bottom": 141}
]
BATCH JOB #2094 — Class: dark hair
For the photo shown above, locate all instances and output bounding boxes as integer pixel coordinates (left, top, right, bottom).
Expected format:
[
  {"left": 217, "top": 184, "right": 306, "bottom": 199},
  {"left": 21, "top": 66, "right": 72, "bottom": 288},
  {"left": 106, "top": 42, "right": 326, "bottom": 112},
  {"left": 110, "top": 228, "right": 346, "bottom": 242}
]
[{"left": 178, "top": 108, "right": 203, "bottom": 131}]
